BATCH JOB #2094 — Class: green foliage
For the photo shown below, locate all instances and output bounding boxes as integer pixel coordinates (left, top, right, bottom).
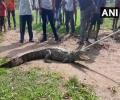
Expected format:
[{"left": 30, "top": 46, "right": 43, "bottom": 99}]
[{"left": 0, "top": 68, "right": 7, "bottom": 75}]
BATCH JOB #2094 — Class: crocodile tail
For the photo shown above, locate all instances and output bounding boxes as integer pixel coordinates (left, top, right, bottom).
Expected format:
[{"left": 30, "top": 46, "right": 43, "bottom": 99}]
[
  {"left": 0, "top": 57, "right": 24, "bottom": 68},
  {"left": 0, "top": 61, "right": 13, "bottom": 68}
]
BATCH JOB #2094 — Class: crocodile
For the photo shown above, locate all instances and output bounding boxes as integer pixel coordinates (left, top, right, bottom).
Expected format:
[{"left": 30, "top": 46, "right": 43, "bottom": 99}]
[{"left": 0, "top": 48, "right": 83, "bottom": 68}]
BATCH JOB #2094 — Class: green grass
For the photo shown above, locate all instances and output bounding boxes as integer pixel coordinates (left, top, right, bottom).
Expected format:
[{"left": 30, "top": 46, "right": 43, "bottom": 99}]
[
  {"left": 0, "top": 66, "right": 98, "bottom": 100},
  {"left": 0, "top": 33, "right": 3, "bottom": 42}
]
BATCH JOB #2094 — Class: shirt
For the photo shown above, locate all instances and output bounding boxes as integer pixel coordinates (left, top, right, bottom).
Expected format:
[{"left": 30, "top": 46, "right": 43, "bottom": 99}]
[
  {"left": 65, "top": 0, "right": 74, "bottom": 11},
  {"left": 78, "top": 0, "right": 95, "bottom": 11},
  {"left": 6, "top": 0, "right": 15, "bottom": 11},
  {"left": 0, "top": 1, "right": 7, "bottom": 16},
  {"left": 19, "top": 0, "right": 32, "bottom": 15},
  {"left": 40, "top": 0, "right": 53, "bottom": 10}
]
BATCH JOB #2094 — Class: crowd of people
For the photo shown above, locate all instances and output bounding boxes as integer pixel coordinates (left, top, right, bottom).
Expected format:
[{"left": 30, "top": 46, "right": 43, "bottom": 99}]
[{"left": 0, "top": 0, "right": 120, "bottom": 45}]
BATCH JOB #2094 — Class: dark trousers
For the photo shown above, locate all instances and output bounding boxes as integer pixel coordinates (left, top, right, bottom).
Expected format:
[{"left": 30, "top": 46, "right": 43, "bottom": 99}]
[
  {"left": 65, "top": 11, "right": 75, "bottom": 33},
  {"left": 20, "top": 15, "right": 33, "bottom": 42},
  {"left": 0, "top": 16, "right": 6, "bottom": 32},
  {"left": 41, "top": 8, "right": 58, "bottom": 40},
  {"left": 7, "top": 10, "right": 16, "bottom": 28}
]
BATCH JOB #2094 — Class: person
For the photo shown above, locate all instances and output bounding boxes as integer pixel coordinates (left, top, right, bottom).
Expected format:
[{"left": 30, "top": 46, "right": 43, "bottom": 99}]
[
  {"left": 63, "top": 0, "right": 76, "bottom": 34},
  {"left": 19, "top": 0, "right": 34, "bottom": 43},
  {"left": 87, "top": 0, "right": 106, "bottom": 41},
  {"left": 31, "top": 0, "right": 40, "bottom": 24},
  {"left": 6, "top": 0, "right": 16, "bottom": 30},
  {"left": 54, "top": 0, "right": 62, "bottom": 29},
  {"left": 39, "top": 0, "right": 60, "bottom": 42},
  {"left": 78, "top": 0, "right": 97, "bottom": 45},
  {"left": 112, "top": 0, "right": 120, "bottom": 31},
  {"left": 0, "top": 0, "right": 7, "bottom": 32}
]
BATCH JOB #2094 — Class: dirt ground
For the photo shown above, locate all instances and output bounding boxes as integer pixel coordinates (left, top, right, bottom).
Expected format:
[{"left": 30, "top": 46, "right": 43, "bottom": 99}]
[{"left": 0, "top": 30, "right": 120, "bottom": 100}]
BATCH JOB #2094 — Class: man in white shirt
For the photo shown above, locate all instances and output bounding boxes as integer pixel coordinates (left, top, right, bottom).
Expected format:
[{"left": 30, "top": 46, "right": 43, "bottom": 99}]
[
  {"left": 19, "top": 0, "right": 34, "bottom": 43},
  {"left": 63, "top": 0, "right": 76, "bottom": 34},
  {"left": 39, "top": 0, "right": 60, "bottom": 42}
]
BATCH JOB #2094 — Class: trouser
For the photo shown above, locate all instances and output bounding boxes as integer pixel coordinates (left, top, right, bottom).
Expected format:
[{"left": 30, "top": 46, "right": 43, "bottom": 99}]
[
  {"left": 41, "top": 8, "right": 58, "bottom": 40},
  {"left": 65, "top": 11, "right": 75, "bottom": 33},
  {"left": 112, "top": 14, "right": 120, "bottom": 38},
  {"left": 80, "top": 8, "right": 93, "bottom": 42},
  {"left": 0, "top": 16, "right": 6, "bottom": 32},
  {"left": 7, "top": 10, "right": 16, "bottom": 28},
  {"left": 112, "top": 15, "right": 120, "bottom": 31},
  {"left": 55, "top": 7, "right": 62, "bottom": 26},
  {"left": 20, "top": 15, "right": 33, "bottom": 42},
  {"left": 87, "top": 13, "right": 103, "bottom": 41}
]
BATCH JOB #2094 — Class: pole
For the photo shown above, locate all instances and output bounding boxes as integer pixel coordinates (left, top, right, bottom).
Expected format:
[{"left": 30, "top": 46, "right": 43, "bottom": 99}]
[{"left": 80, "top": 29, "right": 120, "bottom": 51}]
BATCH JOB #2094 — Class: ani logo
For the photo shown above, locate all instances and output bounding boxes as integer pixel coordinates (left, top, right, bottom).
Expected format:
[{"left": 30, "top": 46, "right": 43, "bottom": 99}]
[{"left": 100, "top": 7, "right": 119, "bottom": 18}]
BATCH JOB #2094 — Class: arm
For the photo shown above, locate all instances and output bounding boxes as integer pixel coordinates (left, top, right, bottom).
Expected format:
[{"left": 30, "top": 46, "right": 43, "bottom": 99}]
[
  {"left": 61, "top": 0, "right": 66, "bottom": 10},
  {"left": 73, "top": 0, "right": 77, "bottom": 26},
  {"left": 52, "top": 0, "right": 55, "bottom": 11},
  {"left": 14, "top": 0, "right": 16, "bottom": 8},
  {"left": 73, "top": 0, "right": 76, "bottom": 12},
  {"left": 2, "top": 1, "right": 7, "bottom": 10},
  {"left": 38, "top": 0, "right": 41, "bottom": 9}
]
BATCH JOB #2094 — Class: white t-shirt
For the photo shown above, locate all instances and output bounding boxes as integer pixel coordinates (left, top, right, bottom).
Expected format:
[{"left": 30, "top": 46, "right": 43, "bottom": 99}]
[
  {"left": 40, "top": 0, "right": 53, "bottom": 10},
  {"left": 65, "top": 0, "right": 74, "bottom": 11}
]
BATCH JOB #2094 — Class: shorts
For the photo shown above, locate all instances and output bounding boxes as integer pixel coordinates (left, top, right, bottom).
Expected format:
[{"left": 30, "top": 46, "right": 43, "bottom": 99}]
[
  {"left": 0, "top": 16, "right": 5, "bottom": 26},
  {"left": 91, "top": 13, "right": 103, "bottom": 25}
]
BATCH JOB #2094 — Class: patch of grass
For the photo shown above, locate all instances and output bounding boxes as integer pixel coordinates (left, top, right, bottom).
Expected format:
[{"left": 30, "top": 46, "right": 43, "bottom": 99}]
[
  {"left": 102, "top": 18, "right": 112, "bottom": 29},
  {"left": 0, "top": 32, "right": 4, "bottom": 42},
  {"left": 0, "top": 58, "right": 8, "bottom": 75},
  {"left": 65, "top": 77, "right": 97, "bottom": 100},
  {"left": 0, "top": 68, "right": 98, "bottom": 100},
  {"left": 0, "top": 58, "right": 7, "bottom": 65},
  {"left": 0, "top": 68, "right": 7, "bottom": 75}
]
